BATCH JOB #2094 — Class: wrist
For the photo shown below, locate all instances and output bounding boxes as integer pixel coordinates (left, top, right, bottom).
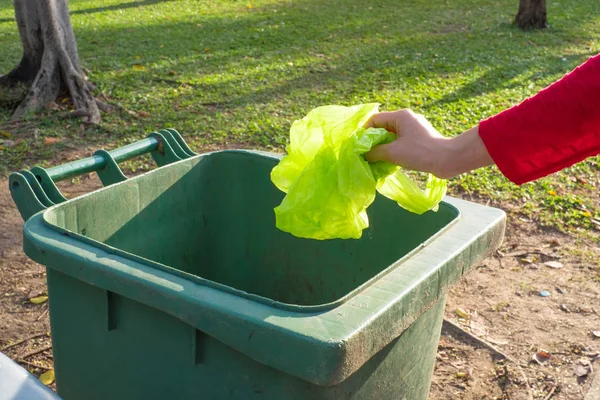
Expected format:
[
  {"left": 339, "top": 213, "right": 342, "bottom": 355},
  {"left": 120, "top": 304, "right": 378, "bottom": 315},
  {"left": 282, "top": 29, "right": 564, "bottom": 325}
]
[
  {"left": 434, "top": 126, "right": 493, "bottom": 179},
  {"left": 431, "top": 138, "right": 458, "bottom": 179}
]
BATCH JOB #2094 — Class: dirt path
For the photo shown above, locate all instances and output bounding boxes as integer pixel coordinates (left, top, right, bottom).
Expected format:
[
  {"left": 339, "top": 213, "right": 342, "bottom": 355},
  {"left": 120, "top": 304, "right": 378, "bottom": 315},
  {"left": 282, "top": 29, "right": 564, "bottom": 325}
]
[
  {"left": 1, "top": 178, "right": 50, "bottom": 342},
  {"left": 0, "top": 175, "right": 103, "bottom": 391},
  {"left": 0, "top": 175, "right": 598, "bottom": 399},
  {"left": 432, "top": 219, "right": 600, "bottom": 399}
]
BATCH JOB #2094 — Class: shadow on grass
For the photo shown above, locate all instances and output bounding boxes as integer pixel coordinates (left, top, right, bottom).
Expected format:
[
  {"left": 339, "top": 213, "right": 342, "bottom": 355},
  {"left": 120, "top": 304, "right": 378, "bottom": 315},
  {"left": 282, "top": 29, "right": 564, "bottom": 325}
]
[
  {"left": 2, "top": 0, "right": 598, "bottom": 149},
  {"left": 423, "top": 51, "right": 598, "bottom": 111},
  {"left": 70, "top": 0, "right": 173, "bottom": 16},
  {"left": 0, "top": 0, "right": 171, "bottom": 24},
  {"left": 79, "top": 0, "right": 598, "bottom": 105}
]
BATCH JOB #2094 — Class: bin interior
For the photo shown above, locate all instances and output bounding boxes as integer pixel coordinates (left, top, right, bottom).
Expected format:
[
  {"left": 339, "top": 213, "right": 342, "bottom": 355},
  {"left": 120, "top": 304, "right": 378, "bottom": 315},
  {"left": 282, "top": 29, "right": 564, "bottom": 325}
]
[{"left": 43, "top": 151, "right": 459, "bottom": 308}]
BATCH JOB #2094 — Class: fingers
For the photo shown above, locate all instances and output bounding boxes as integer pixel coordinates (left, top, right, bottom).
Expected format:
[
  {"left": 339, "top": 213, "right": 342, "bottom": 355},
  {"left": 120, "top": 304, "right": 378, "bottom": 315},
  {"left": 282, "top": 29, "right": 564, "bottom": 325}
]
[
  {"left": 364, "top": 108, "right": 416, "bottom": 133},
  {"left": 364, "top": 109, "right": 417, "bottom": 164},
  {"left": 365, "top": 143, "right": 391, "bottom": 163},
  {"left": 364, "top": 111, "right": 399, "bottom": 133}
]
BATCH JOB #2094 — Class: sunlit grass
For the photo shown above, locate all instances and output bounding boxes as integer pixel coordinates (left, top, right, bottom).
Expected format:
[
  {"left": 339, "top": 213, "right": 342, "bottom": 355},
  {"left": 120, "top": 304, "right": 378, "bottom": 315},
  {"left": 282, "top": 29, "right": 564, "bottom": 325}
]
[{"left": 0, "top": 0, "right": 599, "bottom": 232}]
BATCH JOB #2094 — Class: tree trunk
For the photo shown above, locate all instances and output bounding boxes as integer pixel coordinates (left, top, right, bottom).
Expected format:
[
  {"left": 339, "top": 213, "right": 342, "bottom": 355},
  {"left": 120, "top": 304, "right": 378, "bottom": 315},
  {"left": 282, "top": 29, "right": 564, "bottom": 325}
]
[
  {"left": 1, "top": 0, "right": 99, "bottom": 123},
  {"left": 515, "top": 0, "right": 548, "bottom": 30}
]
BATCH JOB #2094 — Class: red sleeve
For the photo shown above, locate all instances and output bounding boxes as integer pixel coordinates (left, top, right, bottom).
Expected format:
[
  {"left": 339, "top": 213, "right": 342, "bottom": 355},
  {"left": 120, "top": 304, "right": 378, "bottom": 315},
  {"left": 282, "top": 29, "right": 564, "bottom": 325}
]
[{"left": 478, "top": 53, "right": 600, "bottom": 185}]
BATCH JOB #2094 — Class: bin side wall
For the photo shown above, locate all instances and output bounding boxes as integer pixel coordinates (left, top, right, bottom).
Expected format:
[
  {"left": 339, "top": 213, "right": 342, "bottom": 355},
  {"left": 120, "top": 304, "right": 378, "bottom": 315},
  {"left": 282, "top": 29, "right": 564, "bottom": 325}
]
[{"left": 47, "top": 268, "right": 445, "bottom": 400}]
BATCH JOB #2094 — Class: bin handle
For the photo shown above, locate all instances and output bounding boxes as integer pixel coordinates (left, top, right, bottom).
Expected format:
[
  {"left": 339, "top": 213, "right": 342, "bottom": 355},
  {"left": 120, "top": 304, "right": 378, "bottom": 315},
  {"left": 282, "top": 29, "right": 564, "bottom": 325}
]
[{"left": 9, "top": 128, "right": 197, "bottom": 222}]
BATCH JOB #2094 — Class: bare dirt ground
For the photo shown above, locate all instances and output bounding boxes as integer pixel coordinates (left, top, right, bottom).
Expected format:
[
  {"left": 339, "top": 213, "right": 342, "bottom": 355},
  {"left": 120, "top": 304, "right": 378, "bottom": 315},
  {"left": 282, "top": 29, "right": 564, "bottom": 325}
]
[
  {"left": 430, "top": 216, "right": 600, "bottom": 399},
  {"left": 0, "top": 171, "right": 104, "bottom": 393},
  {"left": 1, "top": 172, "right": 599, "bottom": 399}
]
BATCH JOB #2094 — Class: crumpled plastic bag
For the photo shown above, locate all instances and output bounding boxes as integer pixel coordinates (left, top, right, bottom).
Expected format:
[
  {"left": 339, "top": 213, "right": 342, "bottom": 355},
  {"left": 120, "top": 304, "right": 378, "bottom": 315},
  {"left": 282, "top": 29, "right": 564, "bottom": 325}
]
[{"left": 270, "top": 103, "right": 447, "bottom": 240}]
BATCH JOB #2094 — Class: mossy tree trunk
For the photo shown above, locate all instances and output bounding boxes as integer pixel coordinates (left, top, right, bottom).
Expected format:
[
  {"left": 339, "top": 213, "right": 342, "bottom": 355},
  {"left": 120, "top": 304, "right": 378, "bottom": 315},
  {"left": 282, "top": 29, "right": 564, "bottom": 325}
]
[{"left": 0, "top": 0, "right": 99, "bottom": 123}]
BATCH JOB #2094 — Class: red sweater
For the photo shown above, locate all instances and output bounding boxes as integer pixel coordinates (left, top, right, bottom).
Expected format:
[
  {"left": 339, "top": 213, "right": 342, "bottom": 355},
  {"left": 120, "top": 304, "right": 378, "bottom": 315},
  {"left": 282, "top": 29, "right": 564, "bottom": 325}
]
[{"left": 478, "top": 53, "right": 600, "bottom": 185}]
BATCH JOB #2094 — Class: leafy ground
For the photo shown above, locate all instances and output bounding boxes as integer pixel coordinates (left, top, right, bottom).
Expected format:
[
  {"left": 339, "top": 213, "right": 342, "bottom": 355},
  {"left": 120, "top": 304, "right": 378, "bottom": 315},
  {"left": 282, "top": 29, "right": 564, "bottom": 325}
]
[{"left": 0, "top": 0, "right": 599, "bottom": 399}]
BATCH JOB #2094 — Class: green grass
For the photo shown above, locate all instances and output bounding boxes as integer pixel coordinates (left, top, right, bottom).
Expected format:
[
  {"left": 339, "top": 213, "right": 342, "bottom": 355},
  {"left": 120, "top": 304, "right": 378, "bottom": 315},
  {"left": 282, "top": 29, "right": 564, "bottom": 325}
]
[{"left": 0, "top": 0, "right": 599, "bottom": 233}]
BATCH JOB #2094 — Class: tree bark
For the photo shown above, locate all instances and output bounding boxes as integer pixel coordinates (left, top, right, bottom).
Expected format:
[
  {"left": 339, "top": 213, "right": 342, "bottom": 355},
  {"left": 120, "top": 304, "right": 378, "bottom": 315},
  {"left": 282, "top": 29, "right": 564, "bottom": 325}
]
[
  {"left": 1, "top": 0, "right": 99, "bottom": 123},
  {"left": 515, "top": 0, "right": 548, "bottom": 30}
]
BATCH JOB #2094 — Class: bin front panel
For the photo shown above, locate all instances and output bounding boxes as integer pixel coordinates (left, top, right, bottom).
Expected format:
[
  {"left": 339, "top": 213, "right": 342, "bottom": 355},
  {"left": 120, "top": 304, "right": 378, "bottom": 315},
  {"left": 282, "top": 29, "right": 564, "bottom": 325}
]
[{"left": 47, "top": 267, "right": 445, "bottom": 400}]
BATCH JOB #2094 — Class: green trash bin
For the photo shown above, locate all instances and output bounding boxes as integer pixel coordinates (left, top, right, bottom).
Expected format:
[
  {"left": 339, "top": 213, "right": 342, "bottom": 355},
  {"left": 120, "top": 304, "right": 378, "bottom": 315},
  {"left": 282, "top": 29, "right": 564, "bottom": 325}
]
[{"left": 13, "top": 137, "right": 505, "bottom": 400}]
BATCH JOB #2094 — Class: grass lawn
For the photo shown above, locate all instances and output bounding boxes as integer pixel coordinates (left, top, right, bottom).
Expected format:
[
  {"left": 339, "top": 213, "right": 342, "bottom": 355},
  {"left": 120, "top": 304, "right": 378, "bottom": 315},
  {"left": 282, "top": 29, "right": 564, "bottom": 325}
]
[{"left": 0, "top": 0, "right": 599, "bottom": 234}]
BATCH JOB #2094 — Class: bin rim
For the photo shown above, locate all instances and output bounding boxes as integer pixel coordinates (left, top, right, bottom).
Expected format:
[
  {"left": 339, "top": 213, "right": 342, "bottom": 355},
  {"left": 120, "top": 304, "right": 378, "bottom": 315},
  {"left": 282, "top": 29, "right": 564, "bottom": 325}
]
[{"left": 34, "top": 149, "right": 463, "bottom": 313}]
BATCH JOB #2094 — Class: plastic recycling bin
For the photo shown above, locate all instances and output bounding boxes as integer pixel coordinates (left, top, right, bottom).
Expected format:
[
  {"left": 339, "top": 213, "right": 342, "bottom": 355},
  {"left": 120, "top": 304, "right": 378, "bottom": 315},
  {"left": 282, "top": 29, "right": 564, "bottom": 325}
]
[
  {"left": 0, "top": 351, "right": 60, "bottom": 400},
  {"left": 19, "top": 149, "right": 505, "bottom": 400}
]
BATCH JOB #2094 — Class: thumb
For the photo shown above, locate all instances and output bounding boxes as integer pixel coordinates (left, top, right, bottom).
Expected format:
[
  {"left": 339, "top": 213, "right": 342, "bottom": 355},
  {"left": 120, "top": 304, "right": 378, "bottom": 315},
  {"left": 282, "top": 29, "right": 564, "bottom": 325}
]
[{"left": 365, "top": 142, "right": 392, "bottom": 163}]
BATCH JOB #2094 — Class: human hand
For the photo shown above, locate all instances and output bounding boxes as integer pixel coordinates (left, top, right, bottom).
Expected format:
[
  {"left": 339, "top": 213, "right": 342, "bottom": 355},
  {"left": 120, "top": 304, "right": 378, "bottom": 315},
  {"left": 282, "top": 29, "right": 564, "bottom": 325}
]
[
  {"left": 365, "top": 109, "right": 493, "bottom": 179},
  {"left": 364, "top": 109, "right": 452, "bottom": 177}
]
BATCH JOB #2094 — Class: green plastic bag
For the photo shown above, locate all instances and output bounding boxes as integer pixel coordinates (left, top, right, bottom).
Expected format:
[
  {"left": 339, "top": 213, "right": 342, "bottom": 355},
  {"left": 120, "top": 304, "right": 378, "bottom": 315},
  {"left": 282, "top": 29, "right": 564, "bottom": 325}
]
[{"left": 270, "top": 103, "right": 447, "bottom": 240}]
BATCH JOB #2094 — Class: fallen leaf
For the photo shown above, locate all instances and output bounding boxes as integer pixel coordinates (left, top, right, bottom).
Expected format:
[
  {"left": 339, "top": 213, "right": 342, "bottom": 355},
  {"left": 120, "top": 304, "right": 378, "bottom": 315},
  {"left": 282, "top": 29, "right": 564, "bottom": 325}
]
[
  {"left": 455, "top": 308, "right": 469, "bottom": 319},
  {"left": 533, "top": 350, "right": 551, "bottom": 364},
  {"left": 487, "top": 337, "right": 509, "bottom": 346},
  {"left": 44, "top": 137, "right": 61, "bottom": 145},
  {"left": 3, "top": 139, "right": 16, "bottom": 148},
  {"left": 470, "top": 321, "right": 487, "bottom": 337},
  {"left": 575, "top": 362, "right": 592, "bottom": 378},
  {"left": 30, "top": 295, "right": 48, "bottom": 304},
  {"left": 456, "top": 372, "right": 468, "bottom": 379},
  {"left": 137, "top": 111, "right": 151, "bottom": 118},
  {"left": 132, "top": 65, "right": 145, "bottom": 71},
  {"left": 577, "top": 307, "right": 595, "bottom": 315},
  {"left": 544, "top": 261, "right": 564, "bottom": 269},
  {"left": 39, "top": 369, "right": 55, "bottom": 385},
  {"left": 0, "top": 131, "right": 11, "bottom": 138},
  {"left": 579, "top": 358, "right": 592, "bottom": 366},
  {"left": 28, "top": 289, "right": 45, "bottom": 298}
]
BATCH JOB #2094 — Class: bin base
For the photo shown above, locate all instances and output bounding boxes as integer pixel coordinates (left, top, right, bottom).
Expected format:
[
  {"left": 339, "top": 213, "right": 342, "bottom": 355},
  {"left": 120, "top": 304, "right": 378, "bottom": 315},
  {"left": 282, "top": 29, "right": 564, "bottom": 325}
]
[{"left": 47, "top": 268, "right": 446, "bottom": 400}]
